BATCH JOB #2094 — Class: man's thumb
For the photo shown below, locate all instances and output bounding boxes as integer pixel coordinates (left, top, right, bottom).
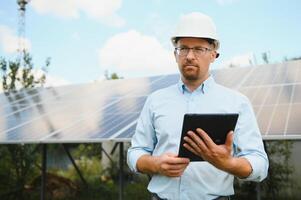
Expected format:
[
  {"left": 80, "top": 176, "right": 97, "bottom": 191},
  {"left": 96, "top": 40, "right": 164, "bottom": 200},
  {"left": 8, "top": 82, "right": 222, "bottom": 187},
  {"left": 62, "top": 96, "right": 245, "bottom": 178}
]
[{"left": 225, "top": 131, "right": 234, "bottom": 148}]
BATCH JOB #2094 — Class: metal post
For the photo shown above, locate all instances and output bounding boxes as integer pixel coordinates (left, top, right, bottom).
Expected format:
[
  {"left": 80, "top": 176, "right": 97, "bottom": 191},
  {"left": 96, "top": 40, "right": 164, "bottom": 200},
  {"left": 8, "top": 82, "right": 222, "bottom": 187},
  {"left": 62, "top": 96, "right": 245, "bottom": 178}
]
[
  {"left": 41, "top": 144, "right": 47, "bottom": 200},
  {"left": 62, "top": 144, "right": 88, "bottom": 187},
  {"left": 119, "top": 142, "right": 124, "bottom": 200},
  {"left": 100, "top": 144, "right": 114, "bottom": 164},
  {"left": 256, "top": 182, "right": 261, "bottom": 200}
]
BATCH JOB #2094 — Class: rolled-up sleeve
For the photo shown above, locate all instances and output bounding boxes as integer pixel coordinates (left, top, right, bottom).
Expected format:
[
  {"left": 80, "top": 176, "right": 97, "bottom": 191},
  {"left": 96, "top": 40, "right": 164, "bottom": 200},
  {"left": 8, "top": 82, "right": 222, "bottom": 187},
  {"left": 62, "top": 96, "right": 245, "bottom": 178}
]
[
  {"left": 127, "top": 96, "right": 157, "bottom": 173},
  {"left": 234, "top": 96, "right": 269, "bottom": 182}
]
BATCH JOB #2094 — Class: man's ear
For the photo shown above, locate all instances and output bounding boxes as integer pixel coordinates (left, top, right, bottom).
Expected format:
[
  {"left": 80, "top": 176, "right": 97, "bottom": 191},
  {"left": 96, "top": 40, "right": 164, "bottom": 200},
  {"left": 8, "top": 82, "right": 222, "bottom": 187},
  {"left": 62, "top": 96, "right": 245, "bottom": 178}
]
[{"left": 210, "top": 51, "right": 217, "bottom": 63}]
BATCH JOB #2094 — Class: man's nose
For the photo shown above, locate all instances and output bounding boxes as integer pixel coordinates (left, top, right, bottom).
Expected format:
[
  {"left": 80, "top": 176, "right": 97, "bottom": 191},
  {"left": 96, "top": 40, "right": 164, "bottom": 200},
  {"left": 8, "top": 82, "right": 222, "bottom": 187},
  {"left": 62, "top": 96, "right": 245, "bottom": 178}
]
[{"left": 186, "top": 49, "right": 196, "bottom": 60}]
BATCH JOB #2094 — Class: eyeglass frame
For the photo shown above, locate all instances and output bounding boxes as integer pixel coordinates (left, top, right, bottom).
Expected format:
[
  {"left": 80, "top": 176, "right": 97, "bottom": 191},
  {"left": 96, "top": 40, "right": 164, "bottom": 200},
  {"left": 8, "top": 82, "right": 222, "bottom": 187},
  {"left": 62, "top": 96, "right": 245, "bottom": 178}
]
[{"left": 174, "top": 46, "right": 213, "bottom": 58}]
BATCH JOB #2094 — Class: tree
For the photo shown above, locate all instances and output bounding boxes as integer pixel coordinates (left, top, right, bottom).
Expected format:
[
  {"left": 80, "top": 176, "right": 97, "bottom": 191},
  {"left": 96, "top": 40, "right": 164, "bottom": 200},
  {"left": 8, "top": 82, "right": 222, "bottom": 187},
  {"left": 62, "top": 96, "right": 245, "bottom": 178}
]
[
  {"left": 283, "top": 56, "right": 301, "bottom": 61},
  {"left": 262, "top": 51, "right": 270, "bottom": 64},
  {"left": 1, "top": 51, "right": 50, "bottom": 93},
  {"left": 104, "top": 70, "right": 123, "bottom": 80},
  {"left": 0, "top": 51, "right": 50, "bottom": 200}
]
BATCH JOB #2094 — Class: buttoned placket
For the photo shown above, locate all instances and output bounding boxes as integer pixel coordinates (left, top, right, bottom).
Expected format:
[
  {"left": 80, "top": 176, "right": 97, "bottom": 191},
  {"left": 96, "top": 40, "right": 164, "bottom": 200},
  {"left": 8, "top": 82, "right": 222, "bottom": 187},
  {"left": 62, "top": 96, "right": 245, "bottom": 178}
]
[
  {"left": 182, "top": 84, "right": 205, "bottom": 113},
  {"left": 179, "top": 84, "right": 205, "bottom": 200}
]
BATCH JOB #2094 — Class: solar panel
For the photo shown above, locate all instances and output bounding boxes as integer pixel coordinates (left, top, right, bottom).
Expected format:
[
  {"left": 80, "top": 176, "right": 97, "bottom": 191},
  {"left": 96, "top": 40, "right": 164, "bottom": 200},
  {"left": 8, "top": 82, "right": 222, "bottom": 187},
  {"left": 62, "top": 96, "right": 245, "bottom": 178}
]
[{"left": 0, "top": 60, "right": 300, "bottom": 144}]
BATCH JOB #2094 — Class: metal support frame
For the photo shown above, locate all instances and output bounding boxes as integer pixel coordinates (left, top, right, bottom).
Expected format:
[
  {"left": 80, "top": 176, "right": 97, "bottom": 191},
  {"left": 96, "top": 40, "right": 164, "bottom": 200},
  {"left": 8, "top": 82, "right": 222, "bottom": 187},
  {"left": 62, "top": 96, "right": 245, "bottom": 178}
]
[
  {"left": 119, "top": 142, "right": 124, "bottom": 200},
  {"left": 41, "top": 144, "right": 47, "bottom": 200},
  {"left": 100, "top": 144, "right": 115, "bottom": 163},
  {"left": 256, "top": 182, "right": 261, "bottom": 200},
  {"left": 38, "top": 142, "right": 126, "bottom": 200},
  {"left": 111, "top": 142, "right": 119, "bottom": 155},
  {"left": 62, "top": 144, "right": 88, "bottom": 187}
]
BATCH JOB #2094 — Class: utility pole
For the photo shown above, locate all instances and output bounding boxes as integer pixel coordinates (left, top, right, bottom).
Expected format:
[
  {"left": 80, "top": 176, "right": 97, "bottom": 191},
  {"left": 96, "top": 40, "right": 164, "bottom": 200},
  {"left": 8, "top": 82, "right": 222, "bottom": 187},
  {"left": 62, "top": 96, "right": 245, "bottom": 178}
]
[{"left": 17, "top": 0, "right": 30, "bottom": 65}]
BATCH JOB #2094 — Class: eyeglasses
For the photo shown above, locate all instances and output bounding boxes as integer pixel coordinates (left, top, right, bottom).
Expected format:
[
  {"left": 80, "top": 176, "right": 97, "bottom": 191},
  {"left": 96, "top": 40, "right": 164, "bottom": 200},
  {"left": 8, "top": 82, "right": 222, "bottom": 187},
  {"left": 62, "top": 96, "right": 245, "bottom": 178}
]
[{"left": 175, "top": 47, "right": 213, "bottom": 57}]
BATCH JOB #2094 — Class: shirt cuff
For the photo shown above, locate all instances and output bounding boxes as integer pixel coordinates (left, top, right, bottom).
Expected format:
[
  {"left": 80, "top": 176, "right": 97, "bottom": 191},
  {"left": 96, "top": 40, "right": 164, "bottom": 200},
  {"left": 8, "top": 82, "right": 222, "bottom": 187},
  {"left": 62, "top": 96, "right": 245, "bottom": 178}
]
[
  {"left": 240, "top": 154, "right": 268, "bottom": 182},
  {"left": 127, "top": 149, "right": 150, "bottom": 173}
]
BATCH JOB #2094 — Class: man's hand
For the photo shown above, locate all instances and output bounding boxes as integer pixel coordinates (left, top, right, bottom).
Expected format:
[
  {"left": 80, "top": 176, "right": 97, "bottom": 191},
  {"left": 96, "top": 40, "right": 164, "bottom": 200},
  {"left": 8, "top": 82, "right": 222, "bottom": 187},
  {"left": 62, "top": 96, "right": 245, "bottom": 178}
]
[
  {"left": 183, "top": 128, "right": 252, "bottom": 178},
  {"left": 155, "top": 153, "right": 190, "bottom": 177},
  {"left": 137, "top": 153, "right": 190, "bottom": 177},
  {"left": 183, "top": 128, "right": 233, "bottom": 167}
]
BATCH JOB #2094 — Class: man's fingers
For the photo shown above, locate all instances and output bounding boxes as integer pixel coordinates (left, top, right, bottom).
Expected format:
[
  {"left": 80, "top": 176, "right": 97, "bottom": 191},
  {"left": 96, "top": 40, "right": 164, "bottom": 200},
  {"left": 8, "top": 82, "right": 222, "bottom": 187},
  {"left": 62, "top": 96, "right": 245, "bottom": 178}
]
[
  {"left": 165, "top": 168, "right": 187, "bottom": 177},
  {"left": 165, "top": 152, "right": 178, "bottom": 157},
  {"left": 183, "top": 143, "right": 200, "bottom": 156},
  {"left": 163, "top": 163, "right": 189, "bottom": 170},
  {"left": 165, "top": 156, "right": 190, "bottom": 165},
  {"left": 185, "top": 131, "right": 207, "bottom": 152},
  {"left": 160, "top": 159, "right": 189, "bottom": 177},
  {"left": 195, "top": 128, "right": 215, "bottom": 149}
]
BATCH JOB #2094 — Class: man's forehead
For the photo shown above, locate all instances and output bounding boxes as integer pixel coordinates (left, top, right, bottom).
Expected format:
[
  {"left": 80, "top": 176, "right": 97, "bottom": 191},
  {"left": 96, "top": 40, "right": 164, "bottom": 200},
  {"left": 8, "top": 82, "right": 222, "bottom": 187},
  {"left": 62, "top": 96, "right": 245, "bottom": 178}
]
[{"left": 177, "top": 37, "right": 211, "bottom": 47}]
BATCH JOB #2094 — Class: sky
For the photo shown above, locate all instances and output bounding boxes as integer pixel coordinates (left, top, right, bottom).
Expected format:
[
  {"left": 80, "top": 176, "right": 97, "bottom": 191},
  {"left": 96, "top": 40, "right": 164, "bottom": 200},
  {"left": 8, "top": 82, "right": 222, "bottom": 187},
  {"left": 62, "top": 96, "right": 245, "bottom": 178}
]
[{"left": 0, "top": 0, "right": 300, "bottom": 86}]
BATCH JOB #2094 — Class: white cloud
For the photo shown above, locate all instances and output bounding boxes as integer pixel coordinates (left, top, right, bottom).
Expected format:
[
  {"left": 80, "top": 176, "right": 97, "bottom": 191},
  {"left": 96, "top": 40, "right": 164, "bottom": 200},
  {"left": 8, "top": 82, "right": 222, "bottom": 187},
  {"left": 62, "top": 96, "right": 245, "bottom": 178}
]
[
  {"left": 29, "top": 69, "right": 70, "bottom": 86},
  {"left": 30, "top": 0, "right": 125, "bottom": 27},
  {"left": 76, "top": 0, "right": 122, "bottom": 18},
  {"left": 30, "top": 0, "right": 78, "bottom": 18},
  {"left": 98, "top": 30, "right": 177, "bottom": 78},
  {"left": 98, "top": 14, "right": 125, "bottom": 28},
  {"left": 220, "top": 52, "right": 255, "bottom": 68},
  {"left": 30, "top": 69, "right": 71, "bottom": 87},
  {"left": 145, "top": 12, "right": 174, "bottom": 48},
  {"left": 0, "top": 25, "right": 31, "bottom": 53},
  {"left": 44, "top": 74, "right": 71, "bottom": 87}
]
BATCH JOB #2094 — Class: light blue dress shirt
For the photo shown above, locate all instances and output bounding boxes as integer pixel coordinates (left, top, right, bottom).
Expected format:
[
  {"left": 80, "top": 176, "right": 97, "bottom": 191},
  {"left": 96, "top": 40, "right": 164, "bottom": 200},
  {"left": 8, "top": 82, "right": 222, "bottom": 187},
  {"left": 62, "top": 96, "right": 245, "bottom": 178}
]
[{"left": 127, "top": 76, "right": 269, "bottom": 200}]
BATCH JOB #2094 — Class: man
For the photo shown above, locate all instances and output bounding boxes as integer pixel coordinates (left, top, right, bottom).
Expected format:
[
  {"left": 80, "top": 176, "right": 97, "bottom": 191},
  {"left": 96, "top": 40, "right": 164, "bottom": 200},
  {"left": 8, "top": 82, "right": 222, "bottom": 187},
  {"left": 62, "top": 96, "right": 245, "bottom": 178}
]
[{"left": 127, "top": 12, "right": 268, "bottom": 200}]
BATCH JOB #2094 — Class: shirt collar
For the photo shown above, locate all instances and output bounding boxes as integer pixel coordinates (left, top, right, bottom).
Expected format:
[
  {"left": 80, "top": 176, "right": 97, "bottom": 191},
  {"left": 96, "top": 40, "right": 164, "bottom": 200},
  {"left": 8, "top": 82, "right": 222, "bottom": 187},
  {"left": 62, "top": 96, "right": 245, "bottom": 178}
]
[{"left": 177, "top": 75, "right": 215, "bottom": 94}]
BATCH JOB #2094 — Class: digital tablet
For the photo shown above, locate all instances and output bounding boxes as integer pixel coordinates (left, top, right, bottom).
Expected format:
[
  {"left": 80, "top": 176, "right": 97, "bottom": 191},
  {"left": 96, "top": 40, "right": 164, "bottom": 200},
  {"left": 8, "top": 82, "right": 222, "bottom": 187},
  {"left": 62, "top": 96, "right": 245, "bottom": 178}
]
[{"left": 178, "top": 113, "right": 239, "bottom": 162}]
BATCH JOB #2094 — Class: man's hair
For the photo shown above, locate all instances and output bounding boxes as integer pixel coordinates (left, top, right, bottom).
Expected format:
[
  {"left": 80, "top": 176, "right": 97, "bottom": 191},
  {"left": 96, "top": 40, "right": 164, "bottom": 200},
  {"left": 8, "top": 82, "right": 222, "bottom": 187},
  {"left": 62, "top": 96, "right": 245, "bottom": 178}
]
[{"left": 203, "top": 38, "right": 217, "bottom": 49}]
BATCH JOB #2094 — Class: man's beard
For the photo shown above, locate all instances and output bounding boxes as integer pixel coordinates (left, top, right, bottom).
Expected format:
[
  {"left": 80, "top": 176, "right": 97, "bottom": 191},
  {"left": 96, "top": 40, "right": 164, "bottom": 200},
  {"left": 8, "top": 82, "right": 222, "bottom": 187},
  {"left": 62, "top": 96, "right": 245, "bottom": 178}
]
[{"left": 180, "top": 63, "right": 200, "bottom": 81}]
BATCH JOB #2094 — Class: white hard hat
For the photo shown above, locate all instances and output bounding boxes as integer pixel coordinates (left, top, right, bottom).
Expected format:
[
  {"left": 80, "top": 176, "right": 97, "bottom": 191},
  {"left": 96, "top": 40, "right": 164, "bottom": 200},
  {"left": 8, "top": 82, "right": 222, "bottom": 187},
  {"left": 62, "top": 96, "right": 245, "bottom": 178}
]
[{"left": 171, "top": 12, "right": 220, "bottom": 51}]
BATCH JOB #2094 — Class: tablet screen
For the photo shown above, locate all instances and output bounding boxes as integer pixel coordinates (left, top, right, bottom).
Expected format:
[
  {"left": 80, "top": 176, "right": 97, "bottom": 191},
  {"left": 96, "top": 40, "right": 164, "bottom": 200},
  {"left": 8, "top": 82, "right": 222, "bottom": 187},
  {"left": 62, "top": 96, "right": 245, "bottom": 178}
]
[{"left": 178, "top": 113, "right": 239, "bottom": 161}]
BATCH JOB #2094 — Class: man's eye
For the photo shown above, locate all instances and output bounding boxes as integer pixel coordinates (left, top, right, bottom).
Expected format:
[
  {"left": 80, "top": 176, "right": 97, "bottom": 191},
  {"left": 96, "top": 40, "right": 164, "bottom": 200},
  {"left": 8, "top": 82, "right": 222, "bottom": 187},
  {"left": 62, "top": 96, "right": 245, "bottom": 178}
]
[{"left": 195, "top": 48, "right": 205, "bottom": 52}]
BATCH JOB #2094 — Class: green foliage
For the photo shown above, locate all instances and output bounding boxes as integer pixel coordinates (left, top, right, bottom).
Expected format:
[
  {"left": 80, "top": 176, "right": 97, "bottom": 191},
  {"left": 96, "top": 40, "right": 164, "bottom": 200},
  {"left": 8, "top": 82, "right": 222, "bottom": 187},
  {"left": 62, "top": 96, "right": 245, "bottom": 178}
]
[
  {"left": 124, "top": 176, "right": 151, "bottom": 200},
  {"left": 262, "top": 51, "right": 270, "bottom": 64},
  {"left": 56, "top": 156, "right": 103, "bottom": 184},
  {"left": 0, "top": 51, "right": 50, "bottom": 200},
  {"left": 0, "top": 50, "right": 50, "bottom": 93},
  {"left": 48, "top": 143, "right": 150, "bottom": 200},
  {"left": 0, "top": 144, "right": 40, "bottom": 200},
  {"left": 261, "top": 141, "right": 295, "bottom": 199},
  {"left": 72, "top": 143, "right": 103, "bottom": 160},
  {"left": 283, "top": 56, "right": 301, "bottom": 61},
  {"left": 234, "top": 140, "right": 295, "bottom": 200},
  {"left": 104, "top": 70, "right": 123, "bottom": 80},
  {"left": 110, "top": 72, "right": 122, "bottom": 80}
]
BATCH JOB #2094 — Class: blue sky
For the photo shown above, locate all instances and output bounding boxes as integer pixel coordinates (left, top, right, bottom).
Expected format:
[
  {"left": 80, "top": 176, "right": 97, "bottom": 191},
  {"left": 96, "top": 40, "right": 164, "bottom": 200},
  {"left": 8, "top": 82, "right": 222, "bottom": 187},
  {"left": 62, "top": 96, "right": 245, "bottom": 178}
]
[{"left": 0, "top": 0, "right": 300, "bottom": 85}]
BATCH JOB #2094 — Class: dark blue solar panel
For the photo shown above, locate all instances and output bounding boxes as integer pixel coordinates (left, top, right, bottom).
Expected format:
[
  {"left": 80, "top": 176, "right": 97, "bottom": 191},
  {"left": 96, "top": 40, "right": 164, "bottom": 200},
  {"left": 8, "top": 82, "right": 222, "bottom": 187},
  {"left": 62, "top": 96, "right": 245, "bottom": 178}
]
[{"left": 0, "top": 60, "right": 301, "bottom": 143}]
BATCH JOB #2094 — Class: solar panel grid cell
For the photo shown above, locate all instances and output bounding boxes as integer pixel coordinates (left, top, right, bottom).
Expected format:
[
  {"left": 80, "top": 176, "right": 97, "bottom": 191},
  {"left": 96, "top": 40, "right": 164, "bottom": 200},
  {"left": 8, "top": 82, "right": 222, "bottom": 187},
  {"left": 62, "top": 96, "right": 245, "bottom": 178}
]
[
  {"left": 292, "top": 84, "right": 301, "bottom": 103},
  {"left": 286, "top": 105, "right": 301, "bottom": 135},
  {"left": 116, "top": 123, "right": 137, "bottom": 140},
  {"left": 269, "top": 105, "right": 290, "bottom": 135}
]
